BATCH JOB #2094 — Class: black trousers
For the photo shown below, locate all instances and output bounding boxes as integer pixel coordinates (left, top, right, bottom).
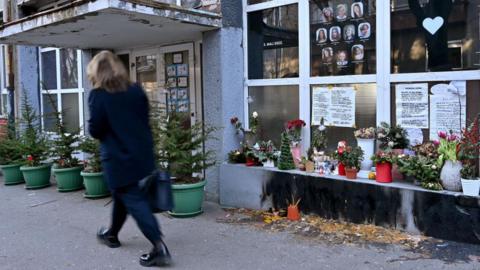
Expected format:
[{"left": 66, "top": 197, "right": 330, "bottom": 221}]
[{"left": 109, "top": 184, "right": 162, "bottom": 245}]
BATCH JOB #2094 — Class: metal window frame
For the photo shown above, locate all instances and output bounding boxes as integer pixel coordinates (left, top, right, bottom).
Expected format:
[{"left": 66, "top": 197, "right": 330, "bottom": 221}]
[{"left": 243, "top": 0, "right": 480, "bottom": 152}]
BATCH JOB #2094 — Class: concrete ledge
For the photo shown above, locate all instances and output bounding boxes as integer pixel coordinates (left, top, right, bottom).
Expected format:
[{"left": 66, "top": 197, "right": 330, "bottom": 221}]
[{"left": 219, "top": 163, "right": 480, "bottom": 244}]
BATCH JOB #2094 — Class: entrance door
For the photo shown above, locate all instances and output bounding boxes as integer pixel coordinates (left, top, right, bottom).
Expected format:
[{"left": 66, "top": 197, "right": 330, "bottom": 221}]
[{"left": 131, "top": 43, "right": 198, "bottom": 123}]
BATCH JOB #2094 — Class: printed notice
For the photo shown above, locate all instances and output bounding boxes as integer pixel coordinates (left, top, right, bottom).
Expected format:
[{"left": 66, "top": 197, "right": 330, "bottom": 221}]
[
  {"left": 312, "top": 87, "right": 355, "bottom": 127},
  {"left": 429, "top": 81, "right": 467, "bottom": 140},
  {"left": 395, "top": 83, "right": 429, "bottom": 128}
]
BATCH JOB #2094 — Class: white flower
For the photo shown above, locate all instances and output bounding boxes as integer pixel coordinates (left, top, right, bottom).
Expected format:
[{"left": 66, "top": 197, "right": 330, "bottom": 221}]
[
  {"left": 378, "top": 133, "right": 386, "bottom": 139},
  {"left": 252, "top": 111, "right": 258, "bottom": 118},
  {"left": 432, "top": 165, "right": 437, "bottom": 170},
  {"left": 253, "top": 143, "right": 260, "bottom": 150},
  {"left": 318, "top": 125, "right": 326, "bottom": 131},
  {"left": 388, "top": 141, "right": 394, "bottom": 148}
]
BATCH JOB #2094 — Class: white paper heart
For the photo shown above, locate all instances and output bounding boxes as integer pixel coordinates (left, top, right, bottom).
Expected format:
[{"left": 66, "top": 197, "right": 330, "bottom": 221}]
[{"left": 422, "top": 17, "right": 444, "bottom": 35}]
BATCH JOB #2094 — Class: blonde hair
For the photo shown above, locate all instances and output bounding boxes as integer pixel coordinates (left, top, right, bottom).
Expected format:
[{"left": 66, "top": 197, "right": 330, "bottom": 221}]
[{"left": 87, "top": 50, "right": 130, "bottom": 93}]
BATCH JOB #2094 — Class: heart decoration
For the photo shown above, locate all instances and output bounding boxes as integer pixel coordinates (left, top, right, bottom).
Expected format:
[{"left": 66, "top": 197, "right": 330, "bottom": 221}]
[{"left": 422, "top": 16, "right": 444, "bottom": 35}]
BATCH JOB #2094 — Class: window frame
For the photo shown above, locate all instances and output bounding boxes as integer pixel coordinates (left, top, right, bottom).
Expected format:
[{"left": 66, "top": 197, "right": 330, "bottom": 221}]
[
  {"left": 0, "top": 45, "right": 8, "bottom": 117},
  {"left": 243, "top": 0, "right": 480, "bottom": 151},
  {"left": 39, "top": 47, "right": 84, "bottom": 134}
]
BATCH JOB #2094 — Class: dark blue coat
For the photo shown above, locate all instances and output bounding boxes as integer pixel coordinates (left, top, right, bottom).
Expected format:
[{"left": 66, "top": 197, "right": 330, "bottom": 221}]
[{"left": 88, "top": 84, "right": 156, "bottom": 190}]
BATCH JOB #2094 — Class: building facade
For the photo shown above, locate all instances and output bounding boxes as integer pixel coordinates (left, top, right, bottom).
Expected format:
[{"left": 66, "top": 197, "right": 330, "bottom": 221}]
[{"left": 0, "top": 0, "right": 479, "bottom": 203}]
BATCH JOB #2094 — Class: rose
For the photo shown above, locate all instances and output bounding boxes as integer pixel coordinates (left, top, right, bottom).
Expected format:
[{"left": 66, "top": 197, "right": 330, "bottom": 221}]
[
  {"left": 252, "top": 111, "right": 258, "bottom": 119},
  {"left": 230, "top": 117, "right": 238, "bottom": 124}
]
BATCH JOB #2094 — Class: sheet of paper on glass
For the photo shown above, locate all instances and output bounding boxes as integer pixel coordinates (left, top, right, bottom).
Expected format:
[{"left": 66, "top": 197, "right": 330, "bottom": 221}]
[
  {"left": 312, "top": 87, "right": 355, "bottom": 127},
  {"left": 395, "top": 83, "right": 429, "bottom": 128},
  {"left": 429, "top": 81, "right": 466, "bottom": 140}
]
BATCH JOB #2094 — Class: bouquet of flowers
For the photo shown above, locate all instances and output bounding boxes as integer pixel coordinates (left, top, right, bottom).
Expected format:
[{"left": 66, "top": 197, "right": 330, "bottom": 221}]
[
  {"left": 437, "top": 131, "right": 459, "bottom": 163},
  {"left": 253, "top": 140, "right": 279, "bottom": 163},
  {"left": 396, "top": 154, "right": 443, "bottom": 190},
  {"left": 354, "top": 127, "right": 375, "bottom": 139},
  {"left": 286, "top": 119, "right": 306, "bottom": 144},
  {"left": 370, "top": 151, "right": 396, "bottom": 164},
  {"left": 338, "top": 146, "right": 364, "bottom": 169},
  {"left": 376, "top": 122, "right": 409, "bottom": 150},
  {"left": 230, "top": 111, "right": 259, "bottom": 135}
]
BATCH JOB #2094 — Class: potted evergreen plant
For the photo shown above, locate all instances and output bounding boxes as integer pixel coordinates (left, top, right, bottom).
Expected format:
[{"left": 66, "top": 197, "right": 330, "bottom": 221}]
[
  {"left": 18, "top": 95, "right": 51, "bottom": 189},
  {"left": 339, "top": 146, "right": 364, "bottom": 180},
  {"left": 0, "top": 126, "right": 25, "bottom": 185},
  {"left": 153, "top": 110, "right": 216, "bottom": 218},
  {"left": 45, "top": 94, "right": 83, "bottom": 192},
  {"left": 79, "top": 137, "right": 110, "bottom": 198}
]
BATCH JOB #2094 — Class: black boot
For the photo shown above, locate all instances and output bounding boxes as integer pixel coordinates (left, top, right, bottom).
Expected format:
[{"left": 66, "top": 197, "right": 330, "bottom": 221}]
[
  {"left": 139, "top": 240, "right": 172, "bottom": 267},
  {"left": 97, "top": 227, "right": 121, "bottom": 248}
]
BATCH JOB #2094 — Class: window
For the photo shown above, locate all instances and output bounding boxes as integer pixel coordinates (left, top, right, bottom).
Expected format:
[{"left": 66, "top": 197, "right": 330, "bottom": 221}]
[
  {"left": 40, "top": 48, "right": 84, "bottom": 134},
  {"left": 391, "top": 80, "right": 480, "bottom": 142},
  {"left": 0, "top": 45, "right": 7, "bottom": 116},
  {"left": 311, "top": 83, "right": 376, "bottom": 150},
  {"left": 248, "top": 85, "right": 299, "bottom": 146},
  {"left": 243, "top": 0, "right": 480, "bottom": 155},
  {"left": 310, "top": 0, "right": 376, "bottom": 76},
  {"left": 248, "top": 4, "right": 299, "bottom": 79},
  {"left": 391, "top": 0, "right": 480, "bottom": 73}
]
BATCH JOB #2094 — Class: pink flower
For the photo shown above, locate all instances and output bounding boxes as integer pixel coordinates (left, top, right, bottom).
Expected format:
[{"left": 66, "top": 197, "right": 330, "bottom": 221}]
[
  {"left": 27, "top": 155, "right": 33, "bottom": 161},
  {"left": 438, "top": 131, "right": 447, "bottom": 139},
  {"left": 433, "top": 140, "right": 440, "bottom": 146},
  {"left": 447, "top": 133, "right": 458, "bottom": 142}
]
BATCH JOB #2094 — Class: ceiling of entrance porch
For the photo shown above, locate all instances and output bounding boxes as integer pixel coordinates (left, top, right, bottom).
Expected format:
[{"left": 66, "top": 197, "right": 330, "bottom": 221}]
[{"left": 0, "top": 0, "right": 221, "bottom": 49}]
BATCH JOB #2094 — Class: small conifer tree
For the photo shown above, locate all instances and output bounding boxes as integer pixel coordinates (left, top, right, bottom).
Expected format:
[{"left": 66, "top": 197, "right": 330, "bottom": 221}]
[{"left": 277, "top": 132, "right": 296, "bottom": 170}]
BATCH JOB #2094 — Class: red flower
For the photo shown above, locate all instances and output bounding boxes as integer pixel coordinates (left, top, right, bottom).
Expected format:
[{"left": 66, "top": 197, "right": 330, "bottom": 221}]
[
  {"left": 27, "top": 155, "right": 33, "bottom": 161},
  {"left": 438, "top": 131, "right": 447, "bottom": 139},
  {"left": 230, "top": 117, "right": 238, "bottom": 125}
]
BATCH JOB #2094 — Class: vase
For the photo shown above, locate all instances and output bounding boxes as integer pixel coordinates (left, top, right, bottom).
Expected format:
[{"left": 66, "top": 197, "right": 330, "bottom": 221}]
[
  {"left": 357, "top": 138, "right": 374, "bottom": 170},
  {"left": 170, "top": 180, "right": 206, "bottom": 218},
  {"left": 81, "top": 171, "right": 110, "bottom": 199},
  {"left": 53, "top": 166, "right": 83, "bottom": 192},
  {"left": 263, "top": 159, "right": 275, "bottom": 168},
  {"left": 440, "top": 160, "right": 462, "bottom": 191},
  {"left": 0, "top": 164, "right": 25, "bottom": 185},
  {"left": 345, "top": 167, "right": 358, "bottom": 180},
  {"left": 338, "top": 162, "right": 346, "bottom": 176},
  {"left": 376, "top": 162, "right": 392, "bottom": 183},
  {"left": 392, "top": 149, "right": 404, "bottom": 181},
  {"left": 461, "top": 178, "right": 480, "bottom": 197},
  {"left": 287, "top": 205, "right": 301, "bottom": 221},
  {"left": 290, "top": 144, "right": 302, "bottom": 168},
  {"left": 246, "top": 157, "right": 257, "bottom": 167}
]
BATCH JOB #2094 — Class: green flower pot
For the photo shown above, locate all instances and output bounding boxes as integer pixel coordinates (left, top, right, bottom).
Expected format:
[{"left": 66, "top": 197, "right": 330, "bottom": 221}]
[
  {"left": 20, "top": 164, "right": 52, "bottom": 190},
  {"left": 81, "top": 171, "right": 110, "bottom": 199},
  {"left": 0, "top": 164, "right": 25, "bottom": 185},
  {"left": 169, "top": 180, "right": 206, "bottom": 218},
  {"left": 53, "top": 166, "right": 84, "bottom": 192}
]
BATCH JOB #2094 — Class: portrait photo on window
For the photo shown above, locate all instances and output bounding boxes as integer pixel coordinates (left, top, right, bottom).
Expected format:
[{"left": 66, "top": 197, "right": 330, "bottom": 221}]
[
  {"left": 330, "top": 26, "right": 342, "bottom": 42},
  {"left": 316, "top": 28, "right": 328, "bottom": 44},
  {"left": 351, "top": 2, "right": 364, "bottom": 19}
]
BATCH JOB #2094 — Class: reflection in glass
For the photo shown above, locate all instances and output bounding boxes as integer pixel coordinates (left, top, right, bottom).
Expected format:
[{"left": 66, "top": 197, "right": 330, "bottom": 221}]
[
  {"left": 60, "top": 49, "right": 78, "bottom": 89},
  {"left": 41, "top": 51, "right": 57, "bottom": 90},
  {"left": 248, "top": 4, "right": 299, "bottom": 79},
  {"left": 1, "top": 94, "right": 7, "bottom": 115},
  {"left": 42, "top": 94, "right": 57, "bottom": 132},
  {"left": 310, "top": 84, "right": 376, "bottom": 151},
  {"left": 391, "top": 0, "right": 480, "bottom": 73},
  {"left": 136, "top": 55, "right": 158, "bottom": 100},
  {"left": 249, "top": 86, "right": 299, "bottom": 146},
  {"left": 62, "top": 93, "right": 80, "bottom": 133}
]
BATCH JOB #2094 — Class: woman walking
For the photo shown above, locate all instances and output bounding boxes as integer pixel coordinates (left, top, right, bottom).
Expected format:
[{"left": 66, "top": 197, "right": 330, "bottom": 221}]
[{"left": 87, "top": 50, "right": 171, "bottom": 267}]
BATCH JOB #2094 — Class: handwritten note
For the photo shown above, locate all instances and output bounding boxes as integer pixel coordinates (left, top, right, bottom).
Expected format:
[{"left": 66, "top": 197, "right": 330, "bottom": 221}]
[{"left": 312, "top": 87, "right": 355, "bottom": 127}]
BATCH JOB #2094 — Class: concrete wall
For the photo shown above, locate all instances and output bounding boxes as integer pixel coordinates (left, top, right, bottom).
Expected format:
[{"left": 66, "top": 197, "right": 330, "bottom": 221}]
[
  {"left": 202, "top": 27, "right": 244, "bottom": 202},
  {"left": 201, "top": 0, "right": 244, "bottom": 201}
]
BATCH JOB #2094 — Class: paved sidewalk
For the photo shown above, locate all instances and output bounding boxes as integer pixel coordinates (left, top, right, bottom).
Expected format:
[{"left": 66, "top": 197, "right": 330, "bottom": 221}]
[{"left": 0, "top": 180, "right": 478, "bottom": 270}]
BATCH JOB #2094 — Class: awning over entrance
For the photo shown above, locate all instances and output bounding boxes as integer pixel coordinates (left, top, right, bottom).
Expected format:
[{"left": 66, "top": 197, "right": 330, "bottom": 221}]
[{"left": 0, "top": 0, "right": 222, "bottom": 49}]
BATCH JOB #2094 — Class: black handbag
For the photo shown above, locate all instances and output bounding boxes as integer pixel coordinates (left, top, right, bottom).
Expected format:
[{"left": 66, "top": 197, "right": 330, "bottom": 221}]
[{"left": 139, "top": 170, "right": 174, "bottom": 213}]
